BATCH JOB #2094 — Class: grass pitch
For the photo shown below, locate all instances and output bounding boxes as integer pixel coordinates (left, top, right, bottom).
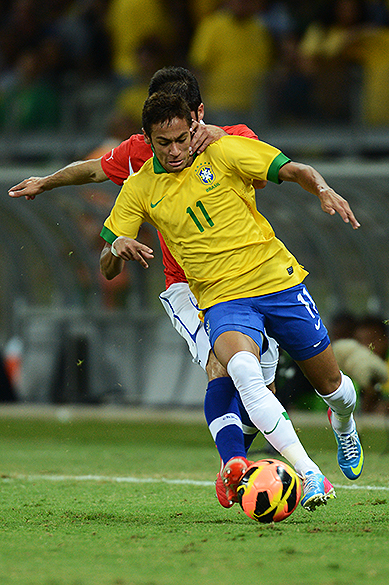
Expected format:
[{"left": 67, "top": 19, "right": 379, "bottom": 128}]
[{"left": 0, "top": 409, "right": 388, "bottom": 585}]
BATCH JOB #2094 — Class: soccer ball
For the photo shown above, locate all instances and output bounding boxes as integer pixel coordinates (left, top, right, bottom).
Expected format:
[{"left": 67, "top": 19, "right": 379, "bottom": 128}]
[{"left": 237, "top": 459, "right": 301, "bottom": 523}]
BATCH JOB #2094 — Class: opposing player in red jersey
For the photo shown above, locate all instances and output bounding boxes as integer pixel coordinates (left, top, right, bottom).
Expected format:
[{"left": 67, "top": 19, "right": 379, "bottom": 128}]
[{"left": 9, "top": 67, "right": 279, "bottom": 508}]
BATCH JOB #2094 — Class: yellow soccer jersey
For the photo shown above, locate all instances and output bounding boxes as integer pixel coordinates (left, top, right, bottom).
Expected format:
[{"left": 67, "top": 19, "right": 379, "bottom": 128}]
[{"left": 101, "top": 135, "right": 308, "bottom": 310}]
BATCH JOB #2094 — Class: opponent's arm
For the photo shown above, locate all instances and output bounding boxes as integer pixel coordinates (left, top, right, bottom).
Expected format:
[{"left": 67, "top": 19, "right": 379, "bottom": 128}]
[
  {"left": 8, "top": 158, "right": 108, "bottom": 200},
  {"left": 100, "top": 238, "right": 154, "bottom": 280},
  {"left": 189, "top": 121, "right": 227, "bottom": 155},
  {"left": 279, "top": 161, "right": 360, "bottom": 229}
]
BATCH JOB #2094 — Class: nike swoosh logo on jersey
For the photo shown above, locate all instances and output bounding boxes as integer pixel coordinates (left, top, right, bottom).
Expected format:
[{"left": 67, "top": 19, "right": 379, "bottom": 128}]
[
  {"left": 151, "top": 196, "right": 166, "bottom": 208},
  {"left": 315, "top": 318, "right": 321, "bottom": 330}
]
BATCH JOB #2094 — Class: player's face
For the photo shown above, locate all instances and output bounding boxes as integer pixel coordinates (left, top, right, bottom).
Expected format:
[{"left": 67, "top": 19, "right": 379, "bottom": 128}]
[{"left": 148, "top": 117, "right": 193, "bottom": 173}]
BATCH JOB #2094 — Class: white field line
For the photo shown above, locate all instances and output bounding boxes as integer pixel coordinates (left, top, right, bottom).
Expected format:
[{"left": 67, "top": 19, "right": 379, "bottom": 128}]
[{"left": 1, "top": 473, "right": 389, "bottom": 492}]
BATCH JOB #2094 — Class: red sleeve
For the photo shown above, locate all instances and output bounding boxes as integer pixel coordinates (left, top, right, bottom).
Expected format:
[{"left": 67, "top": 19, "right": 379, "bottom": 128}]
[
  {"left": 101, "top": 134, "right": 153, "bottom": 186},
  {"left": 221, "top": 124, "right": 259, "bottom": 141},
  {"left": 158, "top": 233, "right": 188, "bottom": 288}
]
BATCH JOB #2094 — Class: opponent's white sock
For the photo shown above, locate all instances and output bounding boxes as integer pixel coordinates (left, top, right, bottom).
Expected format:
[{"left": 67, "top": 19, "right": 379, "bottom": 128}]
[
  {"left": 316, "top": 372, "right": 356, "bottom": 434},
  {"left": 227, "top": 351, "right": 320, "bottom": 476}
]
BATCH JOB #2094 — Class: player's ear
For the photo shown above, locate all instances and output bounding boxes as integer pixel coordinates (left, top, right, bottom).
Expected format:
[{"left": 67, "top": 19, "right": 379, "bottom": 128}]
[
  {"left": 197, "top": 103, "right": 204, "bottom": 122},
  {"left": 143, "top": 128, "right": 151, "bottom": 144}
]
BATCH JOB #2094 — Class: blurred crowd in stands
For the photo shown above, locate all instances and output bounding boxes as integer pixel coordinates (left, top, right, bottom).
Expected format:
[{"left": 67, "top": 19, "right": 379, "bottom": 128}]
[{"left": 2, "top": 0, "right": 389, "bottom": 134}]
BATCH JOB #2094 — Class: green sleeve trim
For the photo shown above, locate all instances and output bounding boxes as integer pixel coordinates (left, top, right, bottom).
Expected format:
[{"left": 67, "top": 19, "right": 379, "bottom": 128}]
[
  {"left": 100, "top": 225, "right": 118, "bottom": 244},
  {"left": 267, "top": 152, "right": 290, "bottom": 184}
]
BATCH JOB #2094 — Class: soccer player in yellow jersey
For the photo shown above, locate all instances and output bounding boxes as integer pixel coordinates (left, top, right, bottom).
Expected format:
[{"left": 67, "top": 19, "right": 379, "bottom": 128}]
[{"left": 100, "top": 92, "right": 364, "bottom": 511}]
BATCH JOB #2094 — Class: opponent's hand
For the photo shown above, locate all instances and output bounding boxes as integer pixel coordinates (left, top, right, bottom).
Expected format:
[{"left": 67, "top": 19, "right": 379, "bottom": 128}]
[
  {"left": 189, "top": 121, "right": 227, "bottom": 155},
  {"left": 8, "top": 177, "right": 45, "bottom": 200},
  {"left": 112, "top": 237, "right": 154, "bottom": 269},
  {"left": 318, "top": 187, "right": 360, "bottom": 229}
]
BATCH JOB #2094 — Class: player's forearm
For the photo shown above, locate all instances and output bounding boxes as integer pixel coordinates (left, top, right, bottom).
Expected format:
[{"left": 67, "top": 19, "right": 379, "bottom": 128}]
[
  {"left": 278, "top": 162, "right": 328, "bottom": 196},
  {"left": 100, "top": 243, "right": 124, "bottom": 280},
  {"left": 278, "top": 161, "right": 360, "bottom": 228},
  {"left": 9, "top": 158, "right": 108, "bottom": 200},
  {"left": 43, "top": 158, "right": 108, "bottom": 190}
]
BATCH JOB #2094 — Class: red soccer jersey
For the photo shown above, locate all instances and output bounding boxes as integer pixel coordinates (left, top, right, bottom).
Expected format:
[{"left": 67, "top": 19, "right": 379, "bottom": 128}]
[{"left": 101, "top": 125, "right": 259, "bottom": 289}]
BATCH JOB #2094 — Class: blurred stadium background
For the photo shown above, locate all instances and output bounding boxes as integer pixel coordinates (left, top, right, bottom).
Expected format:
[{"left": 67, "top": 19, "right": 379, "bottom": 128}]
[{"left": 0, "top": 0, "right": 388, "bottom": 409}]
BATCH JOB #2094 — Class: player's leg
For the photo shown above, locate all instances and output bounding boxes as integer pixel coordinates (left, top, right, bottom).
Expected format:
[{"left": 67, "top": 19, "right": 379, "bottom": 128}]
[
  {"left": 160, "top": 282, "right": 264, "bottom": 458},
  {"left": 160, "top": 284, "right": 253, "bottom": 507},
  {"left": 205, "top": 301, "right": 334, "bottom": 511},
  {"left": 159, "top": 283, "right": 248, "bottom": 464},
  {"left": 261, "top": 283, "right": 363, "bottom": 481},
  {"left": 297, "top": 346, "right": 363, "bottom": 480}
]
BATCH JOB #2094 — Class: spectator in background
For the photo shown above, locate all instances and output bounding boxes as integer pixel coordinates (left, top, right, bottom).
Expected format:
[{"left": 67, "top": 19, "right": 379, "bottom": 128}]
[
  {"left": 298, "top": 0, "right": 389, "bottom": 125},
  {"left": 298, "top": 0, "right": 369, "bottom": 123},
  {"left": 0, "top": 44, "right": 61, "bottom": 131},
  {"left": 330, "top": 312, "right": 388, "bottom": 413},
  {"left": 353, "top": 316, "right": 389, "bottom": 412},
  {"left": 105, "top": 0, "right": 175, "bottom": 85},
  {"left": 189, "top": 0, "right": 273, "bottom": 126},
  {"left": 113, "top": 37, "right": 167, "bottom": 136}
]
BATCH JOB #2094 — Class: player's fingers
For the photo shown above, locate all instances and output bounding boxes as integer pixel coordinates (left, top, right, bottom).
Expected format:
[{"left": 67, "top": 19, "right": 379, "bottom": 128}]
[
  {"left": 8, "top": 188, "right": 22, "bottom": 198},
  {"left": 345, "top": 208, "right": 360, "bottom": 229}
]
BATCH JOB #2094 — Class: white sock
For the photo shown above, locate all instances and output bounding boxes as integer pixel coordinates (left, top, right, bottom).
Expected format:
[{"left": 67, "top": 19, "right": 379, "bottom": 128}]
[
  {"left": 282, "top": 445, "right": 321, "bottom": 478},
  {"left": 227, "top": 351, "right": 319, "bottom": 475},
  {"left": 316, "top": 372, "right": 356, "bottom": 434}
]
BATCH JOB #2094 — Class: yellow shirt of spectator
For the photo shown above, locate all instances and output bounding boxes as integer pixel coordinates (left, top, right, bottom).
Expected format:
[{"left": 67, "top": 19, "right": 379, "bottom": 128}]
[{"left": 101, "top": 135, "right": 308, "bottom": 310}]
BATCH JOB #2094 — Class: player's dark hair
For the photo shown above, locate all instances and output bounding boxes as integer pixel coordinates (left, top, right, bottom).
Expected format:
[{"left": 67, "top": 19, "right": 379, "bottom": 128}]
[
  {"left": 148, "top": 67, "right": 202, "bottom": 115},
  {"left": 142, "top": 92, "right": 193, "bottom": 138}
]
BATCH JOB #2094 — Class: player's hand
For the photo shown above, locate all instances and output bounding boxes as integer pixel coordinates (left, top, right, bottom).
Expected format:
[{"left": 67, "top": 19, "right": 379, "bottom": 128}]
[
  {"left": 189, "top": 121, "right": 227, "bottom": 155},
  {"left": 112, "top": 237, "right": 154, "bottom": 269},
  {"left": 8, "top": 177, "right": 45, "bottom": 200},
  {"left": 317, "top": 187, "right": 360, "bottom": 229}
]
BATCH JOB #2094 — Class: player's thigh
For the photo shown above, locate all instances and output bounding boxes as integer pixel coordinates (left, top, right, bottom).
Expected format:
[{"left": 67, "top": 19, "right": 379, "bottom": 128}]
[{"left": 213, "top": 330, "right": 260, "bottom": 369}]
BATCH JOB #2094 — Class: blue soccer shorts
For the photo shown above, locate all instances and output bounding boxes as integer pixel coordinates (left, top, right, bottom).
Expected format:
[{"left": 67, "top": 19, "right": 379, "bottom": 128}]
[{"left": 203, "top": 283, "right": 330, "bottom": 362}]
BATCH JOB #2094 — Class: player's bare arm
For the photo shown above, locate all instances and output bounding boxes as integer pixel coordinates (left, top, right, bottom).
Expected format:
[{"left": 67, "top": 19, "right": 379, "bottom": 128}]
[
  {"left": 189, "top": 121, "right": 227, "bottom": 155},
  {"left": 279, "top": 161, "right": 360, "bottom": 229},
  {"left": 8, "top": 158, "right": 108, "bottom": 200},
  {"left": 100, "top": 237, "right": 154, "bottom": 280}
]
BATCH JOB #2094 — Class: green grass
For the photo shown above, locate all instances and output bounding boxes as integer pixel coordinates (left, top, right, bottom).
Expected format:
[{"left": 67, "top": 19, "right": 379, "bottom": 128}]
[{"left": 0, "top": 414, "right": 389, "bottom": 585}]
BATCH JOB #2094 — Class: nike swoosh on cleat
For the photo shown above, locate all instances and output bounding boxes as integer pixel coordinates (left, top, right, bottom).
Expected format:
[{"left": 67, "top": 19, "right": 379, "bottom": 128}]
[
  {"left": 350, "top": 453, "right": 364, "bottom": 476},
  {"left": 151, "top": 196, "right": 166, "bottom": 208}
]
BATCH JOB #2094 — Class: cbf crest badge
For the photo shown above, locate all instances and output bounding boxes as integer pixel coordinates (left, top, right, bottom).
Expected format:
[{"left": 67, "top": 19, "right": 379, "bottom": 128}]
[{"left": 195, "top": 162, "right": 215, "bottom": 185}]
